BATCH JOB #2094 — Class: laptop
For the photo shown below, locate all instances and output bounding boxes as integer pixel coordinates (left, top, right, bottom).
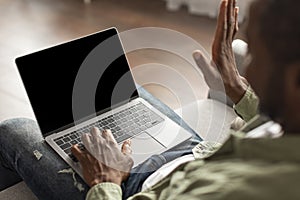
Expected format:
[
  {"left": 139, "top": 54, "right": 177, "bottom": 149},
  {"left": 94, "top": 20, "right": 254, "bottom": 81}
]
[{"left": 15, "top": 27, "right": 192, "bottom": 177}]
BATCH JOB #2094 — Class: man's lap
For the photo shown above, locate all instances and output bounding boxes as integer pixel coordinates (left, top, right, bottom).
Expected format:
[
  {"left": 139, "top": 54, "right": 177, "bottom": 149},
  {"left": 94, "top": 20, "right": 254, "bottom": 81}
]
[
  {"left": 123, "top": 87, "right": 202, "bottom": 198},
  {"left": 0, "top": 87, "right": 202, "bottom": 199}
]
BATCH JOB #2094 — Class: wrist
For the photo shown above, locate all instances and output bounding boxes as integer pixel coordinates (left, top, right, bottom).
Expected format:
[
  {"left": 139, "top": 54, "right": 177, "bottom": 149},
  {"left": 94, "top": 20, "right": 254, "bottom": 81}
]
[
  {"left": 90, "top": 179, "right": 122, "bottom": 187},
  {"left": 226, "top": 80, "right": 248, "bottom": 104},
  {"left": 89, "top": 173, "right": 122, "bottom": 187}
]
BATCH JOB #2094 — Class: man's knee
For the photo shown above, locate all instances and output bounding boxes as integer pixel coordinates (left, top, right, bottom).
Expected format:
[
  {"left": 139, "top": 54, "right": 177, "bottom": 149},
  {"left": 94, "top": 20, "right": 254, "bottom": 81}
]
[
  {"left": 0, "top": 118, "right": 42, "bottom": 142},
  {"left": 0, "top": 118, "right": 37, "bottom": 133}
]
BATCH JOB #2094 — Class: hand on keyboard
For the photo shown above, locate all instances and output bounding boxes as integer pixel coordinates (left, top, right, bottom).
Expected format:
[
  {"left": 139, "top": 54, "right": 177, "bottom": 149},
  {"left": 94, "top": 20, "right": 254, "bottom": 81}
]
[{"left": 71, "top": 127, "right": 133, "bottom": 187}]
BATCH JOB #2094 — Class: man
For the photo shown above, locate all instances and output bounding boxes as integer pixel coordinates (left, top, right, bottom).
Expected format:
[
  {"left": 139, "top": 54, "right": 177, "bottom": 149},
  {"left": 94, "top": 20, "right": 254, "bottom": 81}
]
[
  {"left": 72, "top": 0, "right": 300, "bottom": 199},
  {"left": 1, "top": 0, "right": 299, "bottom": 199}
]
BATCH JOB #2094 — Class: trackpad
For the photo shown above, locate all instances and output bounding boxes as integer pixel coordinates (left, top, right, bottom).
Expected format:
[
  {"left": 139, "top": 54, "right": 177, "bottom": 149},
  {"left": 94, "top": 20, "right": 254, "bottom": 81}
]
[{"left": 130, "top": 132, "right": 166, "bottom": 167}]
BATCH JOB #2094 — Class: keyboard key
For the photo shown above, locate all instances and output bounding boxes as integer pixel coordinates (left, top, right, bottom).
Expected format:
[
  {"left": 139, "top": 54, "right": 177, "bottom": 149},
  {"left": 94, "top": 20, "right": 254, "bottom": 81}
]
[
  {"left": 70, "top": 140, "right": 78, "bottom": 145},
  {"left": 116, "top": 131, "right": 125, "bottom": 137},
  {"left": 55, "top": 139, "right": 64, "bottom": 146},
  {"left": 151, "top": 120, "right": 160, "bottom": 126},
  {"left": 78, "top": 143, "right": 86, "bottom": 151},
  {"left": 140, "top": 125, "right": 147, "bottom": 131},
  {"left": 123, "top": 127, "right": 131, "bottom": 133},
  {"left": 64, "top": 147, "right": 71, "bottom": 155},
  {"left": 132, "top": 128, "right": 141, "bottom": 135},
  {"left": 63, "top": 137, "right": 71, "bottom": 142},
  {"left": 70, "top": 135, "right": 77, "bottom": 140},
  {"left": 61, "top": 143, "right": 71, "bottom": 150},
  {"left": 119, "top": 123, "right": 128, "bottom": 129},
  {"left": 133, "top": 118, "right": 139, "bottom": 123},
  {"left": 55, "top": 136, "right": 63, "bottom": 141},
  {"left": 116, "top": 134, "right": 132, "bottom": 143},
  {"left": 114, "top": 115, "right": 120, "bottom": 120},
  {"left": 145, "top": 123, "right": 153, "bottom": 128},
  {"left": 69, "top": 153, "right": 78, "bottom": 162},
  {"left": 107, "top": 118, "right": 114, "bottom": 123},
  {"left": 110, "top": 122, "right": 117, "bottom": 128}
]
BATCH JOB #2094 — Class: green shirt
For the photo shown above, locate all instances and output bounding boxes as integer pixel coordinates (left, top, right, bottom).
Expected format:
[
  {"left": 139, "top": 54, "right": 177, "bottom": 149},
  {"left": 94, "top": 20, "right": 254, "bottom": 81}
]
[
  {"left": 233, "top": 86, "right": 259, "bottom": 122},
  {"left": 87, "top": 132, "right": 300, "bottom": 200},
  {"left": 86, "top": 88, "right": 300, "bottom": 200}
]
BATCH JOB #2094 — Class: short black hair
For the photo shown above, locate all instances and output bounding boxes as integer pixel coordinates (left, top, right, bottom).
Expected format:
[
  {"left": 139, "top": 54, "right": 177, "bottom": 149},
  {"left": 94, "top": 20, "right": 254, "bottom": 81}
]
[{"left": 259, "top": 0, "right": 300, "bottom": 65}]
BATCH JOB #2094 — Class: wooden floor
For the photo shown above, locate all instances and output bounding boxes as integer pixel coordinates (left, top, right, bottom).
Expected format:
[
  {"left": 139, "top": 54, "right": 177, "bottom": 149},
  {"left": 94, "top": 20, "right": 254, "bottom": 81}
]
[
  {"left": 0, "top": 0, "right": 250, "bottom": 198},
  {"left": 0, "top": 0, "right": 221, "bottom": 121}
]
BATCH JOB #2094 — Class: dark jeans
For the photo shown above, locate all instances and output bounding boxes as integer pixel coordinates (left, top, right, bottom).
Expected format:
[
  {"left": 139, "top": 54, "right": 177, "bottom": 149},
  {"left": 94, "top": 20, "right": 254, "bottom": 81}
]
[{"left": 0, "top": 87, "right": 202, "bottom": 200}]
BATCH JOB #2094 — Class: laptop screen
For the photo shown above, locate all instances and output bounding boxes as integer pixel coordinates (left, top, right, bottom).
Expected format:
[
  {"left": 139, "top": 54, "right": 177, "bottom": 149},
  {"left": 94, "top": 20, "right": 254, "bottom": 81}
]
[{"left": 16, "top": 28, "right": 139, "bottom": 136}]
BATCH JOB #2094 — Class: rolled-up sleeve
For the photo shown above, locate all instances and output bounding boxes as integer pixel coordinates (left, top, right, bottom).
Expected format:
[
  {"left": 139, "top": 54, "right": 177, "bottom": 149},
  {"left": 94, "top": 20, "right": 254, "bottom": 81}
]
[
  {"left": 86, "top": 183, "right": 122, "bottom": 200},
  {"left": 233, "top": 86, "right": 259, "bottom": 122}
]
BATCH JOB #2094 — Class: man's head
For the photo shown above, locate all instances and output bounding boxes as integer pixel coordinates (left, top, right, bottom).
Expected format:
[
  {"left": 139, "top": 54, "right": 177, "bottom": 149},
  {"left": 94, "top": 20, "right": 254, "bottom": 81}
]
[{"left": 245, "top": 0, "right": 300, "bottom": 133}]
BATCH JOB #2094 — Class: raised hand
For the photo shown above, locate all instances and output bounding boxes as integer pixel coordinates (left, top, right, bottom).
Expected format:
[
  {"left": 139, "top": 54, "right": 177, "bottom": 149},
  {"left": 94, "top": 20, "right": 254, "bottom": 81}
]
[{"left": 193, "top": 0, "right": 248, "bottom": 104}]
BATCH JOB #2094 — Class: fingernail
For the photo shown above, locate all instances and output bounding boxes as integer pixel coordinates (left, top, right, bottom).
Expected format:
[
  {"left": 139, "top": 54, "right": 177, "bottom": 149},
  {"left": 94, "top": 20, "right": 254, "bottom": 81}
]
[
  {"left": 193, "top": 51, "right": 201, "bottom": 60},
  {"left": 103, "top": 129, "right": 110, "bottom": 133},
  {"left": 125, "top": 139, "right": 131, "bottom": 145}
]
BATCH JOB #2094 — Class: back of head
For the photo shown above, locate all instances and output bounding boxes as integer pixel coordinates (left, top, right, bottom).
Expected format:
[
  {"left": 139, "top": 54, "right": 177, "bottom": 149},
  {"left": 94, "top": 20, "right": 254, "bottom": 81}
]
[
  {"left": 258, "top": 0, "right": 300, "bottom": 66},
  {"left": 247, "top": 0, "right": 300, "bottom": 132}
]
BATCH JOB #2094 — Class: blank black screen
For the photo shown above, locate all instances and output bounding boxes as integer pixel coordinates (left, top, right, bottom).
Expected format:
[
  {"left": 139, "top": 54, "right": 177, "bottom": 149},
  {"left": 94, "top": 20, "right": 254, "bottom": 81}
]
[{"left": 16, "top": 28, "right": 138, "bottom": 136}]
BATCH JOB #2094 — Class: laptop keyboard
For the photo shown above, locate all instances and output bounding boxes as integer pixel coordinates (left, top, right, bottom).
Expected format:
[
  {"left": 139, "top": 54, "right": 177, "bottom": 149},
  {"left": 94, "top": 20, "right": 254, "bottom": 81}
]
[{"left": 54, "top": 102, "right": 164, "bottom": 160}]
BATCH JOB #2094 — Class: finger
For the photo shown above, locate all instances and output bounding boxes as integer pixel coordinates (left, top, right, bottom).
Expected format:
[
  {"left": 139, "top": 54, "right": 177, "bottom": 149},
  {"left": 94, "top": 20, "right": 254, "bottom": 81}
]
[
  {"left": 81, "top": 133, "right": 97, "bottom": 155},
  {"left": 233, "top": 7, "right": 239, "bottom": 38},
  {"left": 193, "top": 50, "right": 214, "bottom": 76},
  {"left": 227, "top": 0, "right": 234, "bottom": 23},
  {"left": 71, "top": 144, "right": 84, "bottom": 162},
  {"left": 121, "top": 139, "right": 132, "bottom": 155},
  {"left": 90, "top": 127, "right": 103, "bottom": 150},
  {"left": 102, "top": 129, "right": 118, "bottom": 145},
  {"left": 226, "top": 0, "right": 234, "bottom": 37},
  {"left": 228, "top": 0, "right": 237, "bottom": 39},
  {"left": 90, "top": 127, "right": 101, "bottom": 140},
  {"left": 122, "top": 155, "right": 134, "bottom": 172},
  {"left": 216, "top": 0, "right": 228, "bottom": 40},
  {"left": 81, "top": 133, "right": 92, "bottom": 146},
  {"left": 82, "top": 132, "right": 107, "bottom": 165}
]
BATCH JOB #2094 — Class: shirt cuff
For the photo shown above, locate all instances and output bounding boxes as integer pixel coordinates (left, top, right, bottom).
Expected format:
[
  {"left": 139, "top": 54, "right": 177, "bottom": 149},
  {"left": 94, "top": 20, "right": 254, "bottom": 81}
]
[
  {"left": 233, "top": 86, "right": 259, "bottom": 122},
  {"left": 86, "top": 182, "right": 122, "bottom": 200}
]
